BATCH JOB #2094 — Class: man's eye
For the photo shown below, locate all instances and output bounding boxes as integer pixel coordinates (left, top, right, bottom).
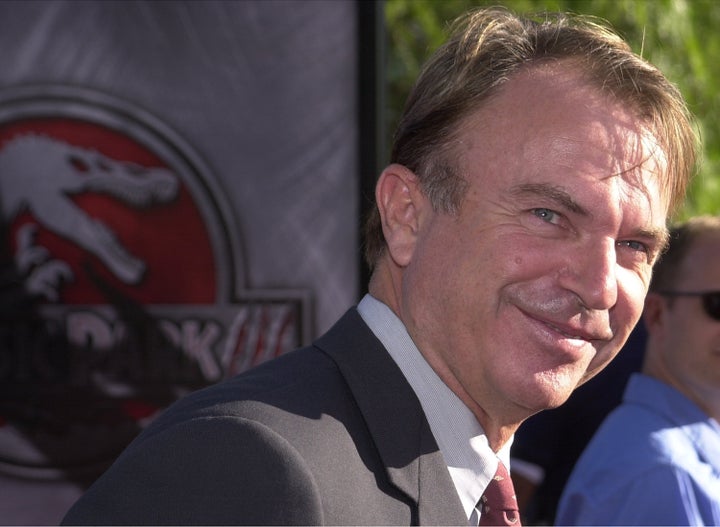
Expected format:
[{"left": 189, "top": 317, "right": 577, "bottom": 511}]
[
  {"left": 618, "top": 240, "right": 648, "bottom": 253},
  {"left": 617, "top": 240, "right": 654, "bottom": 264},
  {"left": 532, "top": 208, "right": 559, "bottom": 224}
]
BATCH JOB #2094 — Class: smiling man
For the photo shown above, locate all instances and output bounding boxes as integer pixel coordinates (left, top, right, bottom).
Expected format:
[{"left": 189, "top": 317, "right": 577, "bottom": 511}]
[
  {"left": 63, "top": 7, "right": 698, "bottom": 526},
  {"left": 371, "top": 64, "right": 671, "bottom": 452}
]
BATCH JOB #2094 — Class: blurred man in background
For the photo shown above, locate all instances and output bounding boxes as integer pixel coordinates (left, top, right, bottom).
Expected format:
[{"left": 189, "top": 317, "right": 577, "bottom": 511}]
[{"left": 557, "top": 216, "right": 720, "bottom": 525}]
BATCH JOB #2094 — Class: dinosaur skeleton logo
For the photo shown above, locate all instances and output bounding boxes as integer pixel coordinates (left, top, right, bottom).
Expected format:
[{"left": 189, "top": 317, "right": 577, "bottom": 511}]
[
  {"left": 2, "top": 134, "right": 179, "bottom": 297},
  {"left": 0, "top": 85, "right": 311, "bottom": 481}
]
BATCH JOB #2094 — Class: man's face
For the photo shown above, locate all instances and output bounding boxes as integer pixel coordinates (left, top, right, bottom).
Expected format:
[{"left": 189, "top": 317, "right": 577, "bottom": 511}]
[
  {"left": 400, "top": 65, "right": 669, "bottom": 424},
  {"left": 652, "top": 231, "right": 720, "bottom": 408}
]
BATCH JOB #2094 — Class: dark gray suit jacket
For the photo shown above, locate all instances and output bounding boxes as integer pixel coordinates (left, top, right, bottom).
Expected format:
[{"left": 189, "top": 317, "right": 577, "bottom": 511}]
[{"left": 61, "top": 308, "right": 467, "bottom": 525}]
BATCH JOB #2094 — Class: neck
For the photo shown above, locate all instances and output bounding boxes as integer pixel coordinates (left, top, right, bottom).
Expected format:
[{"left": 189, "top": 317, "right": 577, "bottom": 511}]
[{"left": 368, "top": 262, "right": 524, "bottom": 451}]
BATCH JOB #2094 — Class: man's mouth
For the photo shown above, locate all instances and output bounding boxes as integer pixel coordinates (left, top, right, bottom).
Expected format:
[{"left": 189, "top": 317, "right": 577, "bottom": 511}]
[{"left": 545, "top": 322, "right": 588, "bottom": 340}]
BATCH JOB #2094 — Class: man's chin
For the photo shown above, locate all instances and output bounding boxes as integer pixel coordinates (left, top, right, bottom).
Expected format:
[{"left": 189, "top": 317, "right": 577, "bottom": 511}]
[
  {"left": 516, "top": 389, "right": 573, "bottom": 419},
  {"left": 574, "top": 360, "right": 613, "bottom": 389},
  {"left": 534, "top": 368, "right": 582, "bottom": 402}
]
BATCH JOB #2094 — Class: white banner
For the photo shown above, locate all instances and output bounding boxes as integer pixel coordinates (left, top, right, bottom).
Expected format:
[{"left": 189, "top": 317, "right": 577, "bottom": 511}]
[{"left": 0, "top": 0, "right": 363, "bottom": 523}]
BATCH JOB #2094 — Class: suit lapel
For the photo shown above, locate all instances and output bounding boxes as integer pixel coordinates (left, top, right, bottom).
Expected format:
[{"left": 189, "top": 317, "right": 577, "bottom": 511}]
[{"left": 315, "top": 309, "right": 467, "bottom": 525}]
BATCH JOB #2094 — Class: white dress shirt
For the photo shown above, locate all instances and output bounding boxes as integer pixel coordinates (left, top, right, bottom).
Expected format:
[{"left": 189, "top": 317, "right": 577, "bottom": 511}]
[{"left": 357, "top": 295, "right": 513, "bottom": 525}]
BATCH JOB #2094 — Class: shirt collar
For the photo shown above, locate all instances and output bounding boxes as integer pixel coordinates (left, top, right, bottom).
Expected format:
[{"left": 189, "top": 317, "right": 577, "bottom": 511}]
[{"left": 357, "top": 294, "right": 513, "bottom": 521}]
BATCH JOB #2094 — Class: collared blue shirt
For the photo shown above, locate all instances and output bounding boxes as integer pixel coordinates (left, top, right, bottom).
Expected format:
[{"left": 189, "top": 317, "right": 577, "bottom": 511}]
[{"left": 556, "top": 373, "right": 720, "bottom": 526}]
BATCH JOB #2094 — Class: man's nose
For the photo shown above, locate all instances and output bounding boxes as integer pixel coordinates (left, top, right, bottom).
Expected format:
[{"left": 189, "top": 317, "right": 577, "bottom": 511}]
[{"left": 560, "top": 237, "right": 618, "bottom": 311}]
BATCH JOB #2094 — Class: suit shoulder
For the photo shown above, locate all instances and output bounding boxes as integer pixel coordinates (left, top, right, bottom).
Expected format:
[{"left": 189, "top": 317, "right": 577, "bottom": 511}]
[
  {"left": 62, "top": 414, "right": 324, "bottom": 525},
  {"left": 122, "top": 345, "right": 347, "bottom": 448}
]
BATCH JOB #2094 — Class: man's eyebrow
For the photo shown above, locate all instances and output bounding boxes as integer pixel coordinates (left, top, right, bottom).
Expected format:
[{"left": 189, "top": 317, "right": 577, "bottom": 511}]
[
  {"left": 641, "top": 226, "right": 670, "bottom": 254},
  {"left": 510, "top": 183, "right": 588, "bottom": 215}
]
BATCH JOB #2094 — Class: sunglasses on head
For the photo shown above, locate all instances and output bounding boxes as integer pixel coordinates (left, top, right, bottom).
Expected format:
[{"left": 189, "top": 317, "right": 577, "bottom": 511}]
[{"left": 658, "top": 291, "right": 720, "bottom": 321}]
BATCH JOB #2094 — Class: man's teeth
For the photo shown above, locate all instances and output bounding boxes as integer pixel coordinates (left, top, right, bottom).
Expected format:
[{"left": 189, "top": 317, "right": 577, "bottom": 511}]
[{"left": 548, "top": 324, "right": 582, "bottom": 339}]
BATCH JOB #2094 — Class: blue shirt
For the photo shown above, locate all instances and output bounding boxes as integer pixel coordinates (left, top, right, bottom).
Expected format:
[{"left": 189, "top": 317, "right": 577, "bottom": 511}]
[{"left": 556, "top": 373, "right": 720, "bottom": 526}]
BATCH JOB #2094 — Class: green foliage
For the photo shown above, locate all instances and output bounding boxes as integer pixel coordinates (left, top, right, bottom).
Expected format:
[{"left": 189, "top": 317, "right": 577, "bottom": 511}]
[{"left": 384, "top": 0, "right": 720, "bottom": 219}]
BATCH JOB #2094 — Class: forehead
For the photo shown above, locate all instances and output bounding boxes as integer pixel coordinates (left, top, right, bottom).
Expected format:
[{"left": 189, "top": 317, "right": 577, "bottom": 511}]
[{"left": 455, "top": 63, "right": 669, "bottom": 214}]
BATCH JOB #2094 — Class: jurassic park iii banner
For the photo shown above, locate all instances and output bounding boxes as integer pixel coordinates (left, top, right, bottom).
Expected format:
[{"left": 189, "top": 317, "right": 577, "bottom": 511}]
[{"left": 0, "top": 1, "right": 368, "bottom": 523}]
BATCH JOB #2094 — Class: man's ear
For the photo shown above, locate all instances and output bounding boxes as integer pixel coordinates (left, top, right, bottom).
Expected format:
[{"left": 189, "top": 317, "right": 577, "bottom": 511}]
[
  {"left": 375, "top": 163, "right": 425, "bottom": 267},
  {"left": 642, "top": 292, "right": 666, "bottom": 334}
]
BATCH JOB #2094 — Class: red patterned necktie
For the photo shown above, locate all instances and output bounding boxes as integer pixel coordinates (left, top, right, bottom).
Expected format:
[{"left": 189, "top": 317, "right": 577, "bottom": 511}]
[{"left": 478, "top": 462, "right": 521, "bottom": 526}]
